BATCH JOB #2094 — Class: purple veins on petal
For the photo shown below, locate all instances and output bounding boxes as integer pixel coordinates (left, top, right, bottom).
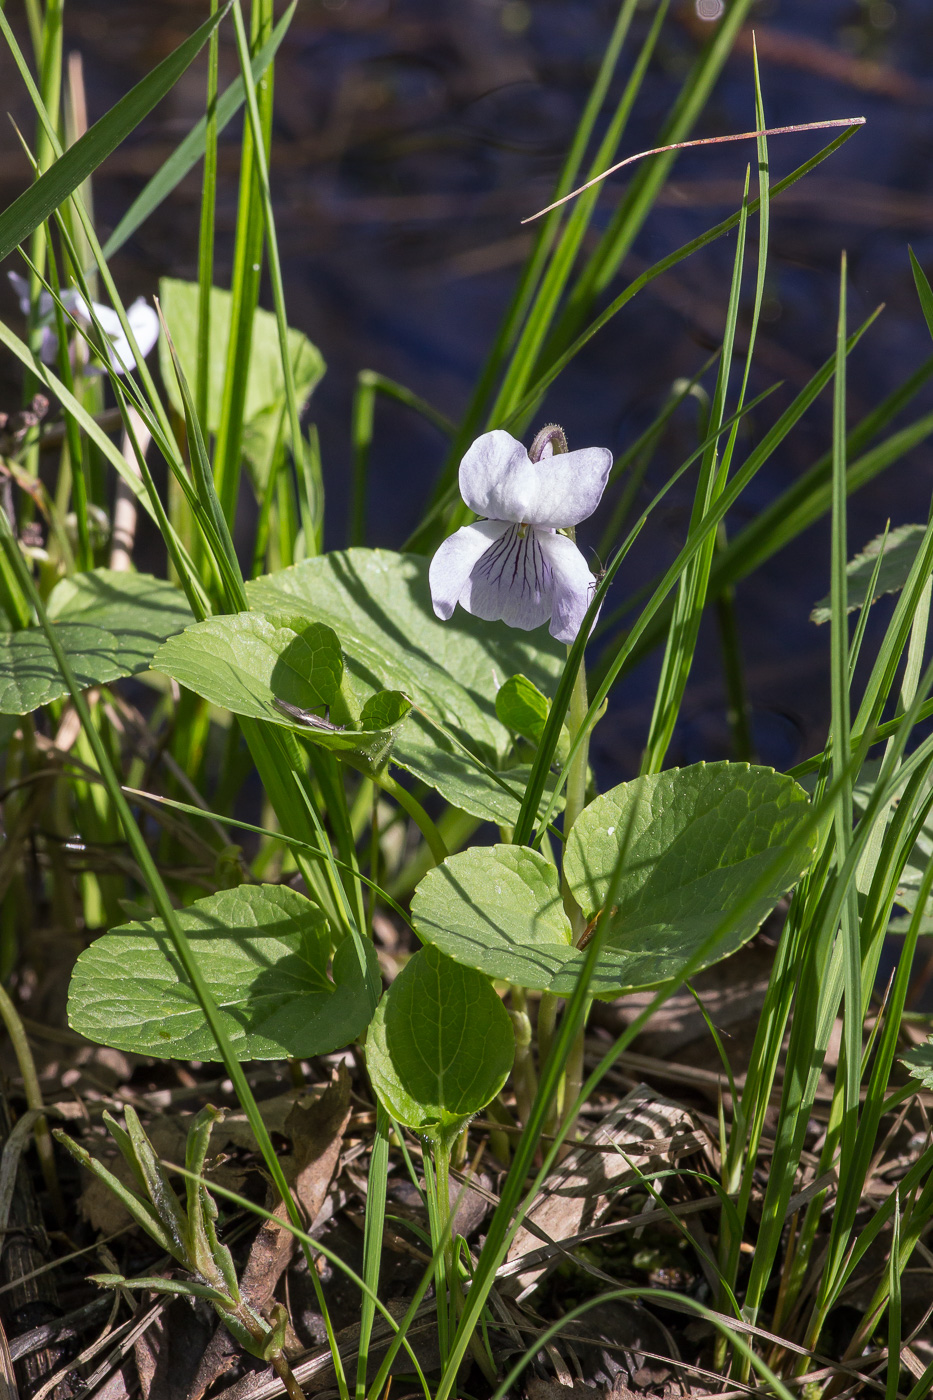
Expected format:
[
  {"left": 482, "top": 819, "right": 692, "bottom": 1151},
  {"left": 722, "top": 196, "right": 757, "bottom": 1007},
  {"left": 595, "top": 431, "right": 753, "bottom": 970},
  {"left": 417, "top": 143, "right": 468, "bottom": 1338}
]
[{"left": 462, "top": 524, "right": 555, "bottom": 633}]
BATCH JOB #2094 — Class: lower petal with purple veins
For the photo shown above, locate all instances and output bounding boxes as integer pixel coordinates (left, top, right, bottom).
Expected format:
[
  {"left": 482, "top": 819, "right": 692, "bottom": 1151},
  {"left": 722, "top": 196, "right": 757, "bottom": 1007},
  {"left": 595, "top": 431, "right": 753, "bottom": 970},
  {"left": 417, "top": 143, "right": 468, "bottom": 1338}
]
[
  {"left": 462, "top": 524, "right": 555, "bottom": 633},
  {"left": 429, "top": 519, "right": 510, "bottom": 621},
  {"left": 537, "top": 530, "right": 598, "bottom": 643}
]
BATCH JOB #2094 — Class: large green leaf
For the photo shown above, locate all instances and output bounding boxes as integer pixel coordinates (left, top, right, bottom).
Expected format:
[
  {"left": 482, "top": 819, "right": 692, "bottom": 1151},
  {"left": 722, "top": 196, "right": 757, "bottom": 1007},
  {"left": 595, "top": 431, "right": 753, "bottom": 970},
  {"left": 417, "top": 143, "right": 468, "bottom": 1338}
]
[
  {"left": 0, "top": 6, "right": 229, "bottom": 265},
  {"left": 247, "top": 549, "right": 565, "bottom": 822},
  {"left": 0, "top": 570, "right": 192, "bottom": 715},
  {"left": 158, "top": 278, "right": 324, "bottom": 440},
  {"left": 811, "top": 524, "right": 927, "bottom": 625},
  {"left": 68, "top": 885, "right": 378, "bottom": 1060},
  {"left": 365, "top": 945, "right": 514, "bottom": 1145},
  {"left": 412, "top": 763, "right": 816, "bottom": 995},
  {"left": 152, "top": 611, "right": 411, "bottom": 770}
]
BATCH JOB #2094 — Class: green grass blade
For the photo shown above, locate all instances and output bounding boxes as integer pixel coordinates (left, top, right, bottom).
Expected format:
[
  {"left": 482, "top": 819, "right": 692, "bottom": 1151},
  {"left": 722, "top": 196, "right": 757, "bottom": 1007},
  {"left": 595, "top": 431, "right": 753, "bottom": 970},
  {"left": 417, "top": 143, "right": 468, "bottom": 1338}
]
[
  {"left": 356, "top": 1106, "right": 390, "bottom": 1398},
  {"left": 212, "top": 0, "right": 274, "bottom": 529},
  {"left": 101, "top": 5, "right": 295, "bottom": 261},
  {"left": 501, "top": 126, "right": 863, "bottom": 443},
  {"left": 0, "top": 4, "right": 230, "bottom": 264},
  {"left": 196, "top": 0, "right": 221, "bottom": 436},
  {"left": 640, "top": 166, "right": 752, "bottom": 774},
  {"left": 827, "top": 252, "right": 862, "bottom": 1199}
]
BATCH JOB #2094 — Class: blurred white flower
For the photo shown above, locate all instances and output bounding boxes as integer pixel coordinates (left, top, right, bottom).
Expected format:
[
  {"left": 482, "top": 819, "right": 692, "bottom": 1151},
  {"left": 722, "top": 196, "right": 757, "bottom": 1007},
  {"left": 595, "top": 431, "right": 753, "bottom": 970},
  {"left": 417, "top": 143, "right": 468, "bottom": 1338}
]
[
  {"left": 8, "top": 271, "right": 159, "bottom": 374},
  {"left": 429, "top": 428, "right": 612, "bottom": 644}
]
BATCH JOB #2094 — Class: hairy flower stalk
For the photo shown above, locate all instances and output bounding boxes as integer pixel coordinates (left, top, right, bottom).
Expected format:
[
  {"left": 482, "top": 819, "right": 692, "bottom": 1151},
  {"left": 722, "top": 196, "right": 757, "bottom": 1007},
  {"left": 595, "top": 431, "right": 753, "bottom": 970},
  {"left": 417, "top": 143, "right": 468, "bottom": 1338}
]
[{"left": 431, "top": 425, "right": 612, "bottom": 1135}]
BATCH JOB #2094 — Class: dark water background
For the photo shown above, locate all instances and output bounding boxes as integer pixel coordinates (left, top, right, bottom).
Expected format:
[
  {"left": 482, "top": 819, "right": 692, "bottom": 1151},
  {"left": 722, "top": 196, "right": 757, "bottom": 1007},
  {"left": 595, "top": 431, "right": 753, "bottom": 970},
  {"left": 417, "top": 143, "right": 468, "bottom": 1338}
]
[{"left": 3, "top": 0, "right": 933, "bottom": 782}]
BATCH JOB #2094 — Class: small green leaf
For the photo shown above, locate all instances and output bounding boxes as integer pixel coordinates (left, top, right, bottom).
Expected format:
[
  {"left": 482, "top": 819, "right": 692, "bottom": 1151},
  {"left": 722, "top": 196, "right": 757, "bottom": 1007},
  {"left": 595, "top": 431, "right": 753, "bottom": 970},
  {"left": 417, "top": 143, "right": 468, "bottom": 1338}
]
[
  {"left": 154, "top": 612, "right": 343, "bottom": 721},
  {"left": 91, "top": 1274, "right": 230, "bottom": 1304},
  {"left": 158, "top": 278, "right": 324, "bottom": 441},
  {"left": 359, "top": 689, "right": 411, "bottom": 731},
  {"left": 901, "top": 1042, "right": 933, "bottom": 1089},
  {"left": 495, "top": 674, "right": 550, "bottom": 744},
  {"left": 413, "top": 763, "right": 815, "bottom": 995},
  {"left": 811, "top": 524, "right": 927, "bottom": 625},
  {"left": 67, "top": 885, "right": 378, "bottom": 1059},
  {"left": 365, "top": 945, "right": 513, "bottom": 1145}
]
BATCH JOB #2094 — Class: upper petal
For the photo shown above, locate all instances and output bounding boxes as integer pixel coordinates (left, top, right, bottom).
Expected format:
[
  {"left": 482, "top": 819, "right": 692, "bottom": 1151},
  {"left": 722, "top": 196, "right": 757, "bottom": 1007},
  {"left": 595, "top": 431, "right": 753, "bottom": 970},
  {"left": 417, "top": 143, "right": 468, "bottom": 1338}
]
[
  {"left": 458, "top": 430, "right": 537, "bottom": 523},
  {"left": 429, "top": 520, "right": 509, "bottom": 620},
  {"left": 459, "top": 431, "right": 612, "bottom": 530},
  {"left": 521, "top": 446, "right": 613, "bottom": 529},
  {"left": 537, "top": 531, "right": 599, "bottom": 644}
]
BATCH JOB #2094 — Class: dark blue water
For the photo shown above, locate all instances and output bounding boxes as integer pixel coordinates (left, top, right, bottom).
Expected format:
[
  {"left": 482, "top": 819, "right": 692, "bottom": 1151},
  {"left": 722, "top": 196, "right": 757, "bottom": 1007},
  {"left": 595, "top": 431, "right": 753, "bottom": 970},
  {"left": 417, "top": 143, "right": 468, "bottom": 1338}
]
[{"left": 5, "top": 0, "right": 933, "bottom": 778}]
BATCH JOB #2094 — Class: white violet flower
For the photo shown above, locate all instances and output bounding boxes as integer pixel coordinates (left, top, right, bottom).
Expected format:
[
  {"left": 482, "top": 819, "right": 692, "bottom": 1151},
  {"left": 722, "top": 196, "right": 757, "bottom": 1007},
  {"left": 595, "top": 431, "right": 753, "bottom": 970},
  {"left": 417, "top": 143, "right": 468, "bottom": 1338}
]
[
  {"left": 9, "top": 271, "right": 159, "bottom": 374},
  {"left": 429, "top": 427, "right": 612, "bottom": 644}
]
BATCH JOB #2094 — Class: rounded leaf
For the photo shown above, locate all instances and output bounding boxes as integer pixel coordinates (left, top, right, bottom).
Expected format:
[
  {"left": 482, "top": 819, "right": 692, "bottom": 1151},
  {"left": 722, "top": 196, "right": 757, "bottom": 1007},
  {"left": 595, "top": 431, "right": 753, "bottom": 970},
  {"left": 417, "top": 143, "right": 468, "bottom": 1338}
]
[
  {"left": 412, "top": 763, "right": 815, "bottom": 996},
  {"left": 365, "top": 946, "right": 514, "bottom": 1144},
  {"left": 412, "top": 845, "right": 571, "bottom": 988},
  {"left": 561, "top": 762, "right": 816, "bottom": 994},
  {"left": 68, "top": 885, "right": 378, "bottom": 1059}
]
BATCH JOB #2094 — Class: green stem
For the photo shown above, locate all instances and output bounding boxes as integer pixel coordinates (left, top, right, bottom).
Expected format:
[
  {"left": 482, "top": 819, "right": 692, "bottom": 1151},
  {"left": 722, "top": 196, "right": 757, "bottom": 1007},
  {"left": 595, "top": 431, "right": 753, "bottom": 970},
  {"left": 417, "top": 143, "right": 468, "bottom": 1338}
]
[
  {"left": 555, "top": 647, "right": 593, "bottom": 1137},
  {"left": 561, "top": 650, "right": 590, "bottom": 936},
  {"left": 0, "top": 980, "right": 63, "bottom": 1222},
  {"left": 375, "top": 770, "right": 449, "bottom": 868},
  {"left": 509, "top": 986, "right": 537, "bottom": 1126}
]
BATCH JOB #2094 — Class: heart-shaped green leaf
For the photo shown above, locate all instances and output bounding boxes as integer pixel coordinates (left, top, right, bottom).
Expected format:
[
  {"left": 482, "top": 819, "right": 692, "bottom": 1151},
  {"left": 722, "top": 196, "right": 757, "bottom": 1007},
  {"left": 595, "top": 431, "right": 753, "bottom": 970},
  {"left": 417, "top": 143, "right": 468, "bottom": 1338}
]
[
  {"left": 412, "top": 763, "right": 815, "bottom": 995},
  {"left": 158, "top": 278, "right": 324, "bottom": 439},
  {"left": 365, "top": 945, "right": 514, "bottom": 1145},
  {"left": 247, "top": 549, "right": 564, "bottom": 823},
  {"left": 0, "top": 570, "right": 193, "bottom": 714},
  {"left": 68, "top": 885, "right": 378, "bottom": 1059}
]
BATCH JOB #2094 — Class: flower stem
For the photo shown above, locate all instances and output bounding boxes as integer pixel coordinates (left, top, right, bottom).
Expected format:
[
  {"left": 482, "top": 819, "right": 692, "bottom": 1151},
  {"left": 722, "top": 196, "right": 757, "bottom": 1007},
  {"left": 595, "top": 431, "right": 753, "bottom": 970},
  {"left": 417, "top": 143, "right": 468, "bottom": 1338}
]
[
  {"left": 561, "top": 650, "right": 590, "bottom": 935},
  {"left": 374, "top": 770, "right": 449, "bottom": 867},
  {"left": 551, "top": 647, "right": 593, "bottom": 1139}
]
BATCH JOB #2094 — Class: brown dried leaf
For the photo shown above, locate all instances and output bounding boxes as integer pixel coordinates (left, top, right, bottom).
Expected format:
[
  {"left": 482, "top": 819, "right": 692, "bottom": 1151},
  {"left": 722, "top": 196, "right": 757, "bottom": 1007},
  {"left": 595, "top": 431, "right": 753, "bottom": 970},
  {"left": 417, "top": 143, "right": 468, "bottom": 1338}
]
[{"left": 504, "top": 1085, "right": 700, "bottom": 1295}]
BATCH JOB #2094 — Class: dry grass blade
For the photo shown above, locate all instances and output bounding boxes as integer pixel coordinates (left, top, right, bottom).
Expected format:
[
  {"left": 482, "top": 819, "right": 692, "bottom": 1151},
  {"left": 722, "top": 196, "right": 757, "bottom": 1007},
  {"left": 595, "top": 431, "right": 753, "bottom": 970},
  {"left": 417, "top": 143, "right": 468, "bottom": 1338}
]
[{"left": 522, "top": 118, "right": 866, "bottom": 223}]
